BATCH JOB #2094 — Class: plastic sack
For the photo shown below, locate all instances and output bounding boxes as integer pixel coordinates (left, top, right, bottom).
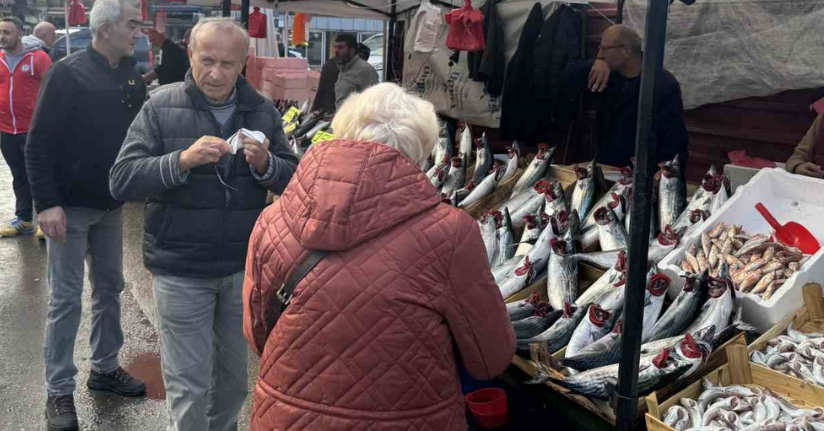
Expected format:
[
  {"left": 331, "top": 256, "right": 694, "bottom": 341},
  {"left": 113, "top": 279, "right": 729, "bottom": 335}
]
[
  {"left": 248, "top": 7, "right": 267, "bottom": 39},
  {"left": 728, "top": 150, "right": 777, "bottom": 169},
  {"left": 68, "top": 0, "right": 87, "bottom": 26},
  {"left": 412, "top": 0, "right": 442, "bottom": 53},
  {"left": 444, "top": 0, "right": 485, "bottom": 52}
]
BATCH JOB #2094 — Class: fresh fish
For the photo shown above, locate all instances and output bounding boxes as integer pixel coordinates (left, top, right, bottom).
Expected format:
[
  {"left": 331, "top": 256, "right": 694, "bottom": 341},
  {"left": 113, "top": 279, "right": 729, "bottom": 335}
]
[
  {"left": 432, "top": 125, "right": 454, "bottom": 171},
  {"left": 547, "top": 235, "right": 579, "bottom": 311},
  {"left": 575, "top": 267, "right": 626, "bottom": 311},
  {"left": 710, "top": 179, "right": 730, "bottom": 214},
  {"left": 581, "top": 167, "right": 633, "bottom": 233},
  {"left": 566, "top": 304, "right": 619, "bottom": 358},
  {"left": 289, "top": 136, "right": 304, "bottom": 158},
  {"left": 643, "top": 271, "right": 710, "bottom": 343},
  {"left": 572, "top": 249, "right": 626, "bottom": 272},
  {"left": 518, "top": 303, "right": 588, "bottom": 352},
  {"left": 543, "top": 180, "right": 568, "bottom": 219},
  {"left": 685, "top": 270, "right": 734, "bottom": 340},
  {"left": 664, "top": 404, "right": 690, "bottom": 430},
  {"left": 498, "top": 256, "right": 537, "bottom": 298},
  {"left": 595, "top": 206, "right": 628, "bottom": 251},
  {"left": 733, "top": 236, "right": 770, "bottom": 257},
  {"left": 570, "top": 161, "right": 598, "bottom": 225},
  {"left": 673, "top": 167, "right": 718, "bottom": 231},
  {"left": 545, "top": 347, "right": 692, "bottom": 400},
  {"left": 510, "top": 192, "right": 547, "bottom": 230},
  {"left": 511, "top": 144, "right": 554, "bottom": 197},
  {"left": 499, "top": 179, "right": 551, "bottom": 215},
  {"left": 561, "top": 320, "right": 624, "bottom": 371},
  {"left": 459, "top": 166, "right": 504, "bottom": 208},
  {"left": 459, "top": 123, "right": 473, "bottom": 167},
  {"left": 515, "top": 213, "right": 548, "bottom": 256},
  {"left": 291, "top": 113, "right": 321, "bottom": 138},
  {"left": 492, "top": 256, "right": 521, "bottom": 283},
  {"left": 426, "top": 156, "right": 449, "bottom": 189},
  {"left": 492, "top": 209, "right": 515, "bottom": 267},
  {"left": 522, "top": 213, "right": 564, "bottom": 276},
  {"left": 513, "top": 309, "right": 563, "bottom": 339},
  {"left": 439, "top": 157, "right": 466, "bottom": 198},
  {"left": 648, "top": 225, "right": 685, "bottom": 264},
  {"left": 470, "top": 133, "right": 493, "bottom": 186},
  {"left": 506, "top": 293, "right": 541, "bottom": 321},
  {"left": 643, "top": 269, "right": 672, "bottom": 341},
  {"left": 501, "top": 141, "right": 520, "bottom": 182},
  {"left": 479, "top": 213, "right": 498, "bottom": 266},
  {"left": 305, "top": 120, "right": 331, "bottom": 140},
  {"left": 657, "top": 155, "right": 686, "bottom": 234}
]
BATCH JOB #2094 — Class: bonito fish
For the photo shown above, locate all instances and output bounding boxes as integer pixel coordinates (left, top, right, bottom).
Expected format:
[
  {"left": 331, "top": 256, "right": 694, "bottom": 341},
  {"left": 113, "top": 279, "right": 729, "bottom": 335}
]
[
  {"left": 440, "top": 156, "right": 466, "bottom": 198},
  {"left": 511, "top": 144, "right": 554, "bottom": 197},
  {"left": 595, "top": 206, "right": 628, "bottom": 251},
  {"left": 518, "top": 303, "right": 588, "bottom": 352},
  {"left": 574, "top": 251, "right": 628, "bottom": 307},
  {"left": 471, "top": 132, "right": 493, "bottom": 186},
  {"left": 657, "top": 154, "right": 686, "bottom": 233},
  {"left": 685, "top": 265, "right": 734, "bottom": 336},
  {"left": 459, "top": 123, "right": 473, "bottom": 167},
  {"left": 498, "top": 256, "right": 537, "bottom": 298},
  {"left": 571, "top": 161, "right": 598, "bottom": 225},
  {"left": 643, "top": 271, "right": 710, "bottom": 343},
  {"left": 459, "top": 166, "right": 504, "bottom": 208},
  {"left": 479, "top": 212, "right": 498, "bottom": 265},
  {"left": 566, "top": 304, "right": 619, "bottom": 358},
  {"left": 501, "top": 141, "right": 520, "bottom": 182},
  {"left": 543, "top": 179, "right": 568, "bottom": 219},
  {"left": 547, "top": 234, "right": 579, "bottom": 311},
  {"left": 648, "top": 225, "right": 685, "bottom": 264},
  {"left": 492, "top": 208, "right": 515, "bottom": 267},
  {"left": 581, "top": 166, "right": 633, "bottom": 233}
]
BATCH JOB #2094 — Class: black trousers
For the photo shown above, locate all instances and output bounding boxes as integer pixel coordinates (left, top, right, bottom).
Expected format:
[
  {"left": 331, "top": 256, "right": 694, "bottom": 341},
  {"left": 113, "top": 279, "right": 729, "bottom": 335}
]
[{"left": 0, "top": 132, "right": 33, "bottom": 222}]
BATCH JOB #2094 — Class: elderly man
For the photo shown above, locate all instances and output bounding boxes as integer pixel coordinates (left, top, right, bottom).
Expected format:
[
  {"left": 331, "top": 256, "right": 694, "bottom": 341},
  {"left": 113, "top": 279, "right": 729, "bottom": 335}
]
[
  {"left": 562, "top": 24, "right": 689, "bottom": 170},
  {"left": 110, "top": 18, "right": 298, "bottom": 431},
  {"left": 25, "top": 0, "right": 147, "bottom": 430},
  {"left": 23, "top": 21, "right": 57, "bottom": 54},
  {"left": 334, "top": 33, "right": 378, "bottom": 108},
  {"left": 786, "top": 113, "right": 824, "bottom": 178},
  {"left": 142, "top": 28, "right": 188, "bottom": 85}
]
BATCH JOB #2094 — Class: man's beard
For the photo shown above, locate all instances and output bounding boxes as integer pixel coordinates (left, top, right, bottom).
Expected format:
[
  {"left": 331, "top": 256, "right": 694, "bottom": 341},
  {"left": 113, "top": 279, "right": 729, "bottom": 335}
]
[{"left": 0, "top": 40, "right": 18, "bottom": 51}]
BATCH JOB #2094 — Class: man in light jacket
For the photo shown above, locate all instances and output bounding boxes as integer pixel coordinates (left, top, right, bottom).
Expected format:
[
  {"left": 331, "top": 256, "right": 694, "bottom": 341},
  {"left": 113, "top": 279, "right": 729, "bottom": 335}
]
[
  {"left": 333, "top": 33, "right": 378, "bottom": 109},
  {"left": 110, "top": 18, "right": 298, "bottom": 431}
]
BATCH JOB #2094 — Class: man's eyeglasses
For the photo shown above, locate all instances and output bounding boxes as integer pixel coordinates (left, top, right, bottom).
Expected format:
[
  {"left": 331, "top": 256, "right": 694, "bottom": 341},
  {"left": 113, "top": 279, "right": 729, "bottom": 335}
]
[{"left": 599, "top": 44, "right": 626, "bottom": 52}]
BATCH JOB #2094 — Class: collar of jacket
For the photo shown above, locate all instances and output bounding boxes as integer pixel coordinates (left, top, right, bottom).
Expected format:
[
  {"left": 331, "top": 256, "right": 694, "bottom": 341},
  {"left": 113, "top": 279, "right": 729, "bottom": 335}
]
[
  {"left": 338, "top": 56, "right": 365, "bottom": 74},
  {"left": 184, "top": 70, "right": 265, "bottom": 113},
  {"left": 86, "top": 44, "right": 137, "bottom": 72}
]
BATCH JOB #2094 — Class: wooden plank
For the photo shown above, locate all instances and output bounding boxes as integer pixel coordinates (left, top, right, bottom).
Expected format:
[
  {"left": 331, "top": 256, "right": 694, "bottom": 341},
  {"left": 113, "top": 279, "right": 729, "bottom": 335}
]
[
  {"left": 726, "top": 345, "right": 753, "bottom": 384},
  {"left": 751, "top": 363, "right": 824, "bottom": 407},
  {"left": 803, "top": 283, "right": 824, "bottom": 320},
  {"left": 646, "top": 392, "right": 660, "bottom": 421},
  {"left": 748, "top": 306, "right": 809, "bottom": 352}
]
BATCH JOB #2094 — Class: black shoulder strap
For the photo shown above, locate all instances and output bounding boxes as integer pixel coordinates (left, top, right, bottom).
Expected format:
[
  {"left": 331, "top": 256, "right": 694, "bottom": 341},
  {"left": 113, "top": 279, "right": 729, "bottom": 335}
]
[{"left": 276, "top": 250, "right": 330, "bottom": 309}]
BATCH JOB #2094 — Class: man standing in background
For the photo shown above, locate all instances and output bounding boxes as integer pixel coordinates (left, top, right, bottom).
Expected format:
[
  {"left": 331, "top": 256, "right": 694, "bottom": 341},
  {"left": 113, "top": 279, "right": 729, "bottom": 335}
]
[
  {"left": 26, "top": 0, "right": 148, "bottom": 429},
  {"left": 0, "top": 16, "right": 52, "bottom": 238},
  {"left": 142, "top": 28, "right": 189, "bottom": 85},
  {"left": 333, "top": 34, "right": 378, "bottom": 109},
  {"left": 23, "top": 22, "right": 57, "bottom": 55}
]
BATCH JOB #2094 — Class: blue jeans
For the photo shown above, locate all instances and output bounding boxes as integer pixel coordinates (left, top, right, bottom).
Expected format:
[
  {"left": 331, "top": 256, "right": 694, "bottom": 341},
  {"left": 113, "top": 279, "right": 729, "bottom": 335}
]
[
  {"left": 43, "top": 207, "right": 125, "bottom": 396},
  {"left": 153, "top": 271, "right": 248, "bottom": 431}
]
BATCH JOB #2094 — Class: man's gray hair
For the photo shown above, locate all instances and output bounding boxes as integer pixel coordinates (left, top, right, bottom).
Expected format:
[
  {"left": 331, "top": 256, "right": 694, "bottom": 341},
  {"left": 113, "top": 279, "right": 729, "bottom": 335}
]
[
  {"left": 611, "top": 24, "right": 643, "bottom": 55},
  {"left": 90, "top": 0, "right": 141, "bottom": 37},
  {"left": 189, "top": 18, "right": 249, "bottom": 53}
]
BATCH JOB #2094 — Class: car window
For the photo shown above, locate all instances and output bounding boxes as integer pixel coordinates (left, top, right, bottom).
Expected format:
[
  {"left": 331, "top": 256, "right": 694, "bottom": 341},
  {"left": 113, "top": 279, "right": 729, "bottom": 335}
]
[{"left": 363, "top": 35, "right": 383, "bottom": 53}]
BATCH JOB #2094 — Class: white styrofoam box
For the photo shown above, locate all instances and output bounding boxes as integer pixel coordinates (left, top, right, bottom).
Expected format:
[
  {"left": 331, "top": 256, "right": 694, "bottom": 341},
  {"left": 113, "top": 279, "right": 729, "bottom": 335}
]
[
  {"left": 656, "top": 168, "right": 824, "bottom": 333},
  {"left": 724, "top": 163, "right": 786, "bottom": 194}
]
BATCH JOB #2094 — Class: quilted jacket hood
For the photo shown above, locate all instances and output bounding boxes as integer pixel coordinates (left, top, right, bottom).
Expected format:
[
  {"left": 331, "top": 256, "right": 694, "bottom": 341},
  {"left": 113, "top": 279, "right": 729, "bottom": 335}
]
[{"left": 280, "top": 139, "right": 442, "bottom": 251}]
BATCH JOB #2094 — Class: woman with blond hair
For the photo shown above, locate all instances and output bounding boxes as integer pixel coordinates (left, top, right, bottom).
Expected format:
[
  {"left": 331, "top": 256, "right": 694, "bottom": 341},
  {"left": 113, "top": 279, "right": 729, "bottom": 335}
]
[{"left": 243, "top": 83, "right": 515, "bottom": 431}]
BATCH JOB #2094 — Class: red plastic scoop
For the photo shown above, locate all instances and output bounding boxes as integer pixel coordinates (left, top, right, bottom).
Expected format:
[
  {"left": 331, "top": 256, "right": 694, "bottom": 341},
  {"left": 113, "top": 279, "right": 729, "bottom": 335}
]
[{"left": 755, "top": 203, "right": 820, "bottom": 254}]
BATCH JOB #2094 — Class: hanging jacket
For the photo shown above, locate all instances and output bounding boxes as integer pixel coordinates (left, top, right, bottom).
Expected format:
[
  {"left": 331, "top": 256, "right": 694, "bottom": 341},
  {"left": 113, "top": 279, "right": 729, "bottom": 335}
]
[
  {"left": 68, "top": 0, "right": 87, "bottom": 26},
  {"left": 243, "top": 139, "right": 515, "bottom": 431},
  {"left": 468, "top": 0, "right": 505, "bottom": 97},
  {"left": 248, "top": 7, "right": 267, "bottom": 38},
  {"left": 0, "top": 47, "right": 52, "bottom": 134},
  {"left": 531, "top": 4, "right": 582, "bottom": 138},
  {"left": 500, "top": 3, "right": 544, "bottom": 141}
]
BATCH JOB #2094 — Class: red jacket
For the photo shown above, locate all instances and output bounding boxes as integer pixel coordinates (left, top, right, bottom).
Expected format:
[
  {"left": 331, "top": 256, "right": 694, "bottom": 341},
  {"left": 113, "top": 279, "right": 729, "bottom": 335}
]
[
  {"left": 0, "top": 49, "right": 52, "bottom": 134},
  {"left": 244, "top": 140, "right": 515, "bottom": 431}
]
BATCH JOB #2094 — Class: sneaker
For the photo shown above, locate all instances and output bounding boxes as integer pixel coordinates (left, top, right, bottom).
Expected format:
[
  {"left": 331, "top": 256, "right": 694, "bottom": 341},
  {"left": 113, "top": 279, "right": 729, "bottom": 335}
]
[
  {"left": 0, "top": 218, "right": 34, "bottom": 237},
  {"left": 86, "top": 367, "right": 146, "bottom": 397},
  {"left": 45, "top": 395, "right": 79, "bottom": 431},
  {"left": 35, "top": 226, "right": 45, "bottom": 241}
]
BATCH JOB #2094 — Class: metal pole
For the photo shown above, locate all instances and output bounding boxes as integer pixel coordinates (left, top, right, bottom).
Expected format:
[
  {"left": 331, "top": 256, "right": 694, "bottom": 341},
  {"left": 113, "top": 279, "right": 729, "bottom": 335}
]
[
  {"left": 386, "top": 2, "right": 397, "bottom": 82},
  {"left": 64, "top": 0, "right": 71, "bottom": 56},
  {"left": 617, "top": 0, "right": 626, "bottom": 24},
  {"left": 240, "top": 0, "right": 250, "bottom": 28},
  {"left": 222, "top": 0, "right": 231, "bottom": 18},
  {"left": 614, "top": 0, "right": 670, "bottom": 429}
]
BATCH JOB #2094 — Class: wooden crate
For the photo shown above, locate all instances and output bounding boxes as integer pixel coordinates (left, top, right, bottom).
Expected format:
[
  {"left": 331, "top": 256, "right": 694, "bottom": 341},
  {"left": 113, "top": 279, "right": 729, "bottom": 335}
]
[
  {"left": 749, "top": 282, "right": 824, "bottom": 353},
  {"left": 645, "top": 344, "right": 824, "bottom": 431}
]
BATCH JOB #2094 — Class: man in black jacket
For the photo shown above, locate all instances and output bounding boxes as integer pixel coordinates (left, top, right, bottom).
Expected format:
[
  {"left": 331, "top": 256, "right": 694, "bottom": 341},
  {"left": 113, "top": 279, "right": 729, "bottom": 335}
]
[
  {"left": 142, "top": 28, "right": 189, "bottom": 85},
  {"left": 25, "top": 0, "right": 148, "bottom": 429},
  {"left": 562, "top": 24, "right": 689, "bottom": 170},
  {"left": 110, "top": 18, "right": 298, "bottom": 431}
]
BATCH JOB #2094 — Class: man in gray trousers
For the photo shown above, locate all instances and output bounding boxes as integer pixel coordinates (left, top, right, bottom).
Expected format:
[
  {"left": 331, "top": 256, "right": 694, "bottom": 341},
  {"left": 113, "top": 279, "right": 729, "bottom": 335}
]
[{"left": 109, "top": 18, "right": 298, "bottom": 431}]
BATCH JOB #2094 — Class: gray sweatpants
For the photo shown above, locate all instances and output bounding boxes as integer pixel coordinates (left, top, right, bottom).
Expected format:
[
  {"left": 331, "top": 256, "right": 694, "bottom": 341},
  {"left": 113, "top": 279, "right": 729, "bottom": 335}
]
[
  {"left": 44, "top": 207, "right": 125, "bottom": 396},
  {"left": 153, "top": 271, "right": 248, "bottom": 431}
]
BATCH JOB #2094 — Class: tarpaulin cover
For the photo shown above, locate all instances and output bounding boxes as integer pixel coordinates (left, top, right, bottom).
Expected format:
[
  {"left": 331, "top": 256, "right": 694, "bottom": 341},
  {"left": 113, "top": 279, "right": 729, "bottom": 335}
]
[{"left": 624, "top": 0, "right": 824, "bottom": 110}]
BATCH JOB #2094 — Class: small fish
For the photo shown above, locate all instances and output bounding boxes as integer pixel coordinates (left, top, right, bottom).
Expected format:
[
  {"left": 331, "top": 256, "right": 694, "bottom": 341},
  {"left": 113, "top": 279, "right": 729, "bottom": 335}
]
[
  {"left": 595, "top": 206, "right": 628, "bottom": 251},
  {"left": 570, "top": 161, "right": 599, "bottom": 225},
  {"left": 697, "top": 250, "right": 710, "bottom": 273},
  {"left": 751, "top": 272, "right": 776, "bottom": 295},
  {"left": 702, "top": 232, "right": 712, "bottom": 258},
  {"left": 511, "top": 144, "right": 554, "bottom": 197}
]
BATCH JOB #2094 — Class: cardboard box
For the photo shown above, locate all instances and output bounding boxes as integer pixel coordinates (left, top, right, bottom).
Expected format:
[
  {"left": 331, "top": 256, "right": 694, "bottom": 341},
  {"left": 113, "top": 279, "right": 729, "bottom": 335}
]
[{"left": 273, "top": 73, "right": 307, "bottom": 89}]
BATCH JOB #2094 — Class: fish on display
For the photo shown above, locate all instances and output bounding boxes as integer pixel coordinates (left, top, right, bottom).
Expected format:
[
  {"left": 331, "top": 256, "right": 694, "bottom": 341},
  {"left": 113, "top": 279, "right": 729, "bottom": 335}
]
[
  {"left": 643, "top": 271, "right": 710, "bottom": 343},
  {"left": 657, "top": 154, "right": 686, "bottom": 233},
  {"left": 566, "top": 304, "right": 619, "bottom": 358},
  {"left": 515, "top": 213, "right": 548, "bottom": 256},
  {"left": 572, "top": 249, "right": 626, "bottom": 271},
  {"left": 518, "top": 303, "right": 588, "bottom": 352},
  {"left": 492, "top": 209, "right": 515, "bottom": 267},
  {"left": 510, "top": 190, "right": 547, "bottom": 230},
  {"left": 560, "top": 320, "right": 624, "bottom": 372},
  {"left": 498, "top": 256, "right": 537, "bottom": 298},
  {"left": 507, "top": 293, "right": 542, "bottom": 321},
  {"left": 581, "top": 166, "right": 633, "bottom": 233},
  {"left": 492, "top": 256, "right": 521, "bottom": 284},
  {"left": 642, "top": 269, "right": 672, "bottom": 341},
  {"left": 459, "top": 123, "right": 473, "bottom": 168},
  {"left": 471, "top": 133, "right": 493, "bottom": 186},
  {"left": 426, "top": 155, "right": 449, "bottom": 189},
  {"left": 595, "top": 206, "right": 628, "bottom": 251},
  {"left": 521, "top": 212, "right": 564, "bottom": 277},
  {"left": 543, "top": 179, "right": 568, "bottom": 219},
  {"left": 648, "top": 225, "right": 685, "bottom": 264},
  {"left": 458, "top": 166, "right": 504, "bottom": 208},
  {"left": 289, "top": 136, "right": 304, "bottom": 158},
  {"left": 685, "top": 265, "right": 735, "bottom": 336},
  {"left": 501, "top": 141, "right": 521, "bottom": 182},
  {"left": 479, "top": 212, "right": 498, "bottom": 265},
  {"left": 547, "top": 234, "right": 579, "bottom": 311},
  {"left": 440, "top": 156, "right": 466, "bottom": 198},
  {"left": 672, "top": 166, "right": 719, "bottom": 231},
  {"left": 511, "top": 144, "right": 554, "bottom": 197},
  {"left": 291, "top": 113, "right": 321, "bottom": 138},
  {"left": 305, "top": 120, "right": 331, "bottom": 141},
  {"left": 499, "top": 178, "right": 551, "bottom": 216},
  {"left": 513, "top": 308, "right": 564, "bottom": 339},
  {"left": 570, "top": 161, "right": 598, "bottom": 225},
  {"left": 575, "top": 251, "right": 627, "bottom": 306},
  {"left": 709, "top": 175, "right": 730, "bottom": 214}
]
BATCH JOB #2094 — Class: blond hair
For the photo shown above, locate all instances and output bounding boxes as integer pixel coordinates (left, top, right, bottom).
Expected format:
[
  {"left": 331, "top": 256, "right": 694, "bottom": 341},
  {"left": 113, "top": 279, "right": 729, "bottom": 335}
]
[{"left": 332, "top": 83, "right": 439, "bottom": 167}]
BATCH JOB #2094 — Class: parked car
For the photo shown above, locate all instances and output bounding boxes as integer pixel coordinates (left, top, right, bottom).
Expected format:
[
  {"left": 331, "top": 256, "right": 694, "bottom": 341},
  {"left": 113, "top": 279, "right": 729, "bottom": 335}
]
[
  {"left": 361, "top": 33, "right": 383, "bottom": 82},
  {"left": 51, "top": 28, "right": 153, "bottom": 74}
]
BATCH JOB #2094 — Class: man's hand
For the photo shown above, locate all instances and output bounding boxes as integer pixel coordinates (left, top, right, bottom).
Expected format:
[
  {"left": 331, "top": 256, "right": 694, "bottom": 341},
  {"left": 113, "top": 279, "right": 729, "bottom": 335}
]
[
  {"left": 588, "top": 59, "right": 612, "bottom": 93},
  {"left": 39, "top": 206, "right": 67, "bottom": 244},
  {"left": 179, "top": 136, "right": 232, "bottom": 172},
  {"left": 243, "top": 136, "right": 270, "bottom": 175},
  {"left": 795, "top": 162, "right": 824, "bottom": 178}
]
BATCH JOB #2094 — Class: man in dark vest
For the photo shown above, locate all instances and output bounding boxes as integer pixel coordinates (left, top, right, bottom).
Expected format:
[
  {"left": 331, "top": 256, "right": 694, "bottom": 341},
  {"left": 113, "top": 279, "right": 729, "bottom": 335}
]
[
  {"left": 110, "top": 17, "right": 298, "bottom": 431},
  {"left": 786, "top": 113, "right": 824, "bottom": 178}
]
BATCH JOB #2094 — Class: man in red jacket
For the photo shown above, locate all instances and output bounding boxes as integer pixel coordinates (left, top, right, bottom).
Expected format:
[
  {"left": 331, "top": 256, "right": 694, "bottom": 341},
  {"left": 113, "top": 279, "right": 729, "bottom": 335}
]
[{"left": 0, "top": 16, "right": 52, "bottom": 238}]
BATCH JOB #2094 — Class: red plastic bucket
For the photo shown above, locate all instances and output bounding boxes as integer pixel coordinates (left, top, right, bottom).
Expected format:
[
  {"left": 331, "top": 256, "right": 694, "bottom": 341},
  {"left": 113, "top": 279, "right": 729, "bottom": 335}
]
[{"left": 465, "top": 388, "right": 509, "bottom": 429}]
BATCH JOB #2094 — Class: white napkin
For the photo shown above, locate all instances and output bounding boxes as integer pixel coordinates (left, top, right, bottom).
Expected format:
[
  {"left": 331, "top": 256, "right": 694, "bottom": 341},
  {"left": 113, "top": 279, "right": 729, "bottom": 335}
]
[{"left": 227, "top": 128, "right": 266, "bottom": 154}]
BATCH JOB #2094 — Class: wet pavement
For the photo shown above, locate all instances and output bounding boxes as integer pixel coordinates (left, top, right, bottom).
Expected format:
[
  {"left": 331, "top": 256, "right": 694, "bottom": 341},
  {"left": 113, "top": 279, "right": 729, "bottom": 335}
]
[{"left": 0, "top": 155, "right": 259, "bottom": 430}]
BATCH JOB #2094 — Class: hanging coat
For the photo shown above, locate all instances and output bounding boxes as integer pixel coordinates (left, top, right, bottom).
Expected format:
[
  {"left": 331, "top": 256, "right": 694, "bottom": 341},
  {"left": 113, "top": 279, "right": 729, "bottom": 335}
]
[
  {"left": 292, "top": 13, "right": 309, "bottom": 46},
  {"left": 68, "top": 0, "right": 87, "bottom": 26},
  {"left": 468, "top": 0, "right": 505, "bottom": 97},
  {"left": 500, "top": 3, "right": 544, "bottom": 141},
  {"left": 531, "top": 4, "right": 582, "bottom": 138},
  {"left": 248, "top": 7, "right": 267, "bottom": 39}
]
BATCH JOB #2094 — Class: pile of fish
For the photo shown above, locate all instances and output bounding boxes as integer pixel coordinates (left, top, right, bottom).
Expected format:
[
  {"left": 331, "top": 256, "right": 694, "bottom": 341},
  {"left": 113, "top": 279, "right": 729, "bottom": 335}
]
[
  {"left": 662, "top": 378, "right": 824, "bottom": 431},
  {"left": 751, "top": 325, "right": 824, "bottom": 388},
  {"left": 286, "top": 102, "right": 334, "bottom": 158},
  {"left": 426, "top": 124, "right": 524, "bottom": 208},
  {"left": 677, "top": 222, "right": 809, "bottom": 300}
]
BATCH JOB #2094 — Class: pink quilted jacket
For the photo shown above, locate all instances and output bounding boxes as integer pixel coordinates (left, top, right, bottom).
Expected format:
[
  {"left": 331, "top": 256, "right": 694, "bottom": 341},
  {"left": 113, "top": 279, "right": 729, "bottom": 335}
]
[{"left": 243, "top": 139, "right": 515, "bottom": 431}]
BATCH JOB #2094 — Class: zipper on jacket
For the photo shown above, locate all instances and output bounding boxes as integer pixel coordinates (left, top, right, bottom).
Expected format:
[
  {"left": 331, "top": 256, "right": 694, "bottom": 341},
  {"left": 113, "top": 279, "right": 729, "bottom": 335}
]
[{"left": 1, "top": 52, "right": 37, "bottom": 135}]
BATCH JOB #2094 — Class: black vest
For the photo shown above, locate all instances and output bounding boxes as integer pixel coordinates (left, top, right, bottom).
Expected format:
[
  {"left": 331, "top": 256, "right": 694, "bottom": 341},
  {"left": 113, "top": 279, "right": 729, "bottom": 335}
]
[{"left": 143, "top": 75, "right": 278, "bottom": 278}]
